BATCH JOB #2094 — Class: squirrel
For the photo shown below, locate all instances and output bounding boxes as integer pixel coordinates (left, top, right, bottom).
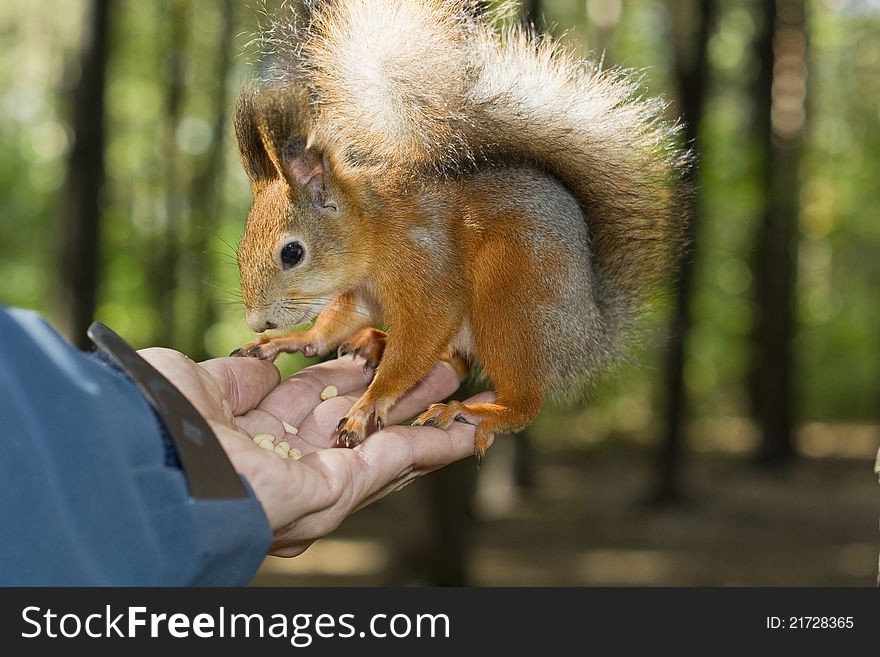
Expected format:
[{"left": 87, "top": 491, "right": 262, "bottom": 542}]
[{"left": 230, "top": 0, "right": 688, "bottom": 462}]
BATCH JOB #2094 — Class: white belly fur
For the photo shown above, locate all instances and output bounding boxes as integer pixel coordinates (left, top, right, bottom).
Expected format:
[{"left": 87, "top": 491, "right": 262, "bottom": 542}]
[{"left": 450, "top": 321, "right": 476, "bottom": 358}]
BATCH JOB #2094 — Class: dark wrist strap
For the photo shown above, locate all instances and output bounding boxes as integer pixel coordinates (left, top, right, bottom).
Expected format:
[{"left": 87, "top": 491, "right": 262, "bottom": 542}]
[{"left": 87, "top": 321, "right": 249, "bottom": 501}]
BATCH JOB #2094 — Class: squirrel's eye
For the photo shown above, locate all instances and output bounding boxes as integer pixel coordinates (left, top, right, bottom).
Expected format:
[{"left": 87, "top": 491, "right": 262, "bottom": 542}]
[{"left": 280, "top": 241, "right": 305, "bottom": 269}]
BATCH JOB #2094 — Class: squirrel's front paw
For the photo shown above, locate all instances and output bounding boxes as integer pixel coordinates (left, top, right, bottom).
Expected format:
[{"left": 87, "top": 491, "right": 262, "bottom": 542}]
[
  {"left": 230, "top": 335, "right": 317, "bottom": 360},
  {"left": 334, "top": 396, "right": 389, "bottom": 448}
]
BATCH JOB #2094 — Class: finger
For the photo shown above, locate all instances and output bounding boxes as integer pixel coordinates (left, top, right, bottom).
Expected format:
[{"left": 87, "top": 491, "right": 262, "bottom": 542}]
[
  {"left": 290, "top": 361, "right": 463, "bottom": 448},
  {"left": 262, "top": 392, "right": 491, "bottom": 546},
  {"left": 362, "top": 392, "right": 493, "bottom": 473},
  {"left": 139, "top": 348, "right": 227, "bottom": 420},
  {"left": 349, "top": 419, "right": 481, "bottom": 512},
  {"left": 343, "top": 391, "right": 492, "bottom": 499},
  {"left": 291, "top": 399, "right": 482, "bottom": 501},
  {"left": 255, "top": 356, "right": 378, "bottom": 426},
  {"left": 297, "top": 392, "right": 365, "bottom": 449},
  {"left": 356, "top": 391, "right": 493, "bottom": 489},
  {"left": 199, "top": 357, "right": 280, "bottom": 415},
  {"left": 233, "top": 408, "right": 287, "bottom": 441},
  {"left": 385, "top": 362, "right": 463, "bottom": 424}
]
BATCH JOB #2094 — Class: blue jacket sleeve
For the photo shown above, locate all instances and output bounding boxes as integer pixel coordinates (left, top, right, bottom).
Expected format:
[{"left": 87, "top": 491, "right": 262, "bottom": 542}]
[{"left": 0, "top": 307, "right": 273, "bottom": 585}]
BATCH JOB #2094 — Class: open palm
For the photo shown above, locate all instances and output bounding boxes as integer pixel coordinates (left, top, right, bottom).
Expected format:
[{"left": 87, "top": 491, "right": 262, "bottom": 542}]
[{"left": 139, "top": 348, "right": 486, "bottom": 557}]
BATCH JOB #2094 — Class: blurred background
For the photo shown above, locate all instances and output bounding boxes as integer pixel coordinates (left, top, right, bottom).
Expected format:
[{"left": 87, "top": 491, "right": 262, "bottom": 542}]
[{"left": 0, "top": 0, "right": 878, "bottom": 585}]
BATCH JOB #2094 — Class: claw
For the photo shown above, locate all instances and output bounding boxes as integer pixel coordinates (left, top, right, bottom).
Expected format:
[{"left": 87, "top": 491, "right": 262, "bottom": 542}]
[
  {"left": 375, "top": 416, "right": 384, "bottom": 431},
  {"left": 230, "top": 345, "right": 268, "bottom": 359},
  {"left": 475, "top": 451, "right": 483, "bottom": 470},
  {"left": 336, "top": 430, "right": 356, "bottom": 448},
  {"left": 334, "top": 418, "right": 361, "bottom": 448}
]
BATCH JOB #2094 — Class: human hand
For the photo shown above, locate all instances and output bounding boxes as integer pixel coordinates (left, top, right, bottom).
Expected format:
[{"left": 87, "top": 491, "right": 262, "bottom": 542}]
[{"left": 138, "top": 348, "right": 488, "bottom": 557}]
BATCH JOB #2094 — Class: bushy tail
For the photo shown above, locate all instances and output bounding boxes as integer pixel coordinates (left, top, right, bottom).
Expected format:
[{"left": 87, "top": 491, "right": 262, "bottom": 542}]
[
  {"left": 259, "top": 0, "right": 483, "bottom": 173},
  {"left": 469, "top": 29, "right": 689, "bottom": 306},
  {"left": 260, "top": 0, "right": 688, "bottom": 309}
]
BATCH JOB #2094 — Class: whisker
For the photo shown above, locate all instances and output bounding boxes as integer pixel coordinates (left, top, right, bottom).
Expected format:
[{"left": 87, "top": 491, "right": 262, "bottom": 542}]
[
  {"left": 205, "top": 250, "right": 240, "bottom": 265},
  {"left": 201, "top": 279, "right": 243, "bottom": 299},
  {"left": 211, "top": 232, "right": 240, "bottom": 258}
]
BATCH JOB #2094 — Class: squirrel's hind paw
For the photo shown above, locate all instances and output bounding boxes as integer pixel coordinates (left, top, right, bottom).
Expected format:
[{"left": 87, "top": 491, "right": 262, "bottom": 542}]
[
  {"left": 412, "top": 401, "right": 470, "bottom": 430},
  {"left": 413, "top": 401, "right": 493, "bottom": 468}
]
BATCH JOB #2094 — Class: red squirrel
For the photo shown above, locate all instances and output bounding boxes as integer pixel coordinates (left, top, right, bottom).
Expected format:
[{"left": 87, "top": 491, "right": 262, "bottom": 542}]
[{"left": 230, "top": 0, "right": 688, "bottom": 462}]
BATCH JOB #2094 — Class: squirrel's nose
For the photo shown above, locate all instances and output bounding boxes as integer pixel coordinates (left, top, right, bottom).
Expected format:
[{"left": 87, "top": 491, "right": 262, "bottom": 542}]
[{"left": 246, "top": 311, "right": 277, "bottom": 333}]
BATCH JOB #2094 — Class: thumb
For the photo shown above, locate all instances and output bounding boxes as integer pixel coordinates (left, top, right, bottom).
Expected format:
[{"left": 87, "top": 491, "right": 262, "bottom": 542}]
[{"left": 200, "top": 357, "right": 281, "bottom": 414}]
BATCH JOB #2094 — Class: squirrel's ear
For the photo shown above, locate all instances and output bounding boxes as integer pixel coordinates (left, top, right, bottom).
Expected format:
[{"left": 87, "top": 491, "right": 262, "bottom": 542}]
[
  {"left": 233, "top": 87, "right": 276, "bottom": 184},
  {"left": 282, "top": 146, "right": 339, "bottom": 212},
  {"left": 242, "top": 86, "right": 339, "bottom": 211}
]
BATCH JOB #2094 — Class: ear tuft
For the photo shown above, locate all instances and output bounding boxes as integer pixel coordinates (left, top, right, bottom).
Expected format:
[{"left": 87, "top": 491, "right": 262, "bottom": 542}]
[
  {"left": 240, "top": 86, "right": 339, "bottom": 211},
  {"left": 233, "top": 86, "right": 276, "bottom": 184}
]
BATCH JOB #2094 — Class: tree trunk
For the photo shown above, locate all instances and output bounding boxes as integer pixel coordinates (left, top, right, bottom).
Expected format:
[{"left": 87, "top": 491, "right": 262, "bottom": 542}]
[
  {"left": 652, "top": 0, "right": 716, "bottom": 503},
  {"left": 185, "top": 0, "right": 235, "bottom": 359},
  {"left": 58, "top": 0, "right": 111, "bottom": 348},
  {"left": 750, "top": 0, "right": 806, "bottom": 466},
  {"left": 421, "top": 457, "right": 479, "bottom": 585},
  {"left": 154, "top": 0, "right": 189, "bottom": 346}
]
